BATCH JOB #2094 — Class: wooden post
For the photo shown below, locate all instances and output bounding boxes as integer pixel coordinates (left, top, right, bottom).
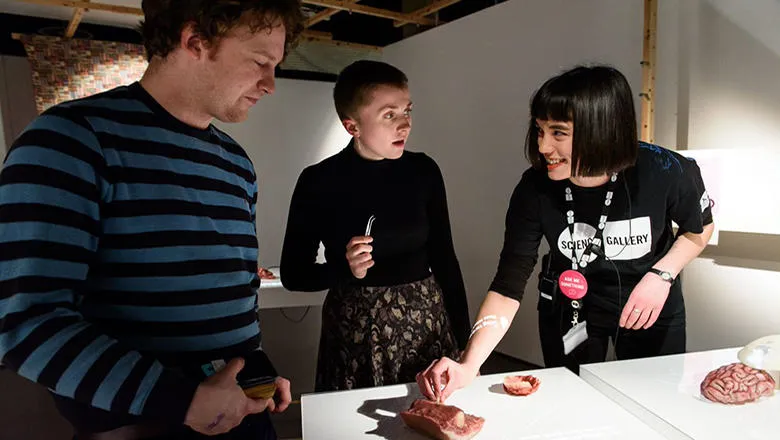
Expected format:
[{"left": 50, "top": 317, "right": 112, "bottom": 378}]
[{"left": 640, "top": 0, "right": 658, "bottom": 143}]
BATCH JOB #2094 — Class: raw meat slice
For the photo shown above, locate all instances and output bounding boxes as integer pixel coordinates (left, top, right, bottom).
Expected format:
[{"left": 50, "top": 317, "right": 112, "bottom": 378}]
[
  {"left": 258, "top": 267, "right": 277, "bottom": 279},
  {"left": 503, "top": 375, "right": 541, "bottom": 396},
  {"left": 701, "top": 362, "right": 775, "bottom": 404},
  {"left": 400, "top": 399, "right": 485, "bottom": 440}
]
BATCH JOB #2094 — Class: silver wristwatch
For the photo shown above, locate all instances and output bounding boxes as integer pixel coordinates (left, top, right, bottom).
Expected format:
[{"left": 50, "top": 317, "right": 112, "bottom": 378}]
[{"left": 648, "top": 267, "right": 675, "bottom": 283}]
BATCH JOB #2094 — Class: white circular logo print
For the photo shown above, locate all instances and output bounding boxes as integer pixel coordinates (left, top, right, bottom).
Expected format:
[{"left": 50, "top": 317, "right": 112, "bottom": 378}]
[
  {"left": 557, "top": 222, "right": 599, "bottom": 263},
  {"left": 557, "top": 217, "right": 653, "bottom": 262}
]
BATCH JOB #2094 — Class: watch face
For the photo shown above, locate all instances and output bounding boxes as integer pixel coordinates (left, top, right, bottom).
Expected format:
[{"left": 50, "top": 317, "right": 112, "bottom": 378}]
[{"left": 651, "top": 269, "right": 673, "bottom": 281}]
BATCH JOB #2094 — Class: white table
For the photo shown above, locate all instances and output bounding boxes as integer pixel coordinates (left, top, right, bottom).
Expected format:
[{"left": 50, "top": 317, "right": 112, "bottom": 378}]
[
  {"left": 257, "top": 266, "right": 326, "bottom": 309},
  {"left": 301, "top": 367, "right": 665, "bottom": 439},
  {"left": 580, "top": 348, "right": 779, "bottom": 439}
]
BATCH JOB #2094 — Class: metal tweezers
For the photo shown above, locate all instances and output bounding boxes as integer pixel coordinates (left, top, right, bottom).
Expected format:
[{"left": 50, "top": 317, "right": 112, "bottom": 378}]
[{"left": 365, "top": 215, "right": 376, "bottom": 236}]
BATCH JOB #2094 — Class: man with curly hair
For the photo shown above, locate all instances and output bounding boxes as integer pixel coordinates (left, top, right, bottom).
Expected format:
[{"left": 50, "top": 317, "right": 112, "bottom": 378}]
[{"left": 0, "top": 1, "right": 304, "bottom": 439}]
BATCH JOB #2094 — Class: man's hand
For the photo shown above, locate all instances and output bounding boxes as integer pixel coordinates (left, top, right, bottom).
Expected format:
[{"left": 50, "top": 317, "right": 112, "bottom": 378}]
[
  {"left": 268, "top": 376, "right": 292, "bottom": 413},
  {"left": 184, "top": 358, "right": 273, "bottom": 435}
]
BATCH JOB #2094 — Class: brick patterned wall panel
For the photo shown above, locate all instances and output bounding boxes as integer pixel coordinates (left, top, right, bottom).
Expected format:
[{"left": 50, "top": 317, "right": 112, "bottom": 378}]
[{"left": 17, "top": 34, "right": 148, "bottom": 114}]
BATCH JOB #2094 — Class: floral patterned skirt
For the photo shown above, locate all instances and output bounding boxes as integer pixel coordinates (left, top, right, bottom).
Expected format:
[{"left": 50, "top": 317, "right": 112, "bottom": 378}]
[{"left": 315, "top": 276, "right": 459, "bottom": 392}]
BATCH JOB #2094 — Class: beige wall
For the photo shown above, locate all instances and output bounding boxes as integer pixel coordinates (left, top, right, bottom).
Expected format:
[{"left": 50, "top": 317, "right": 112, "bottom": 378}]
[{"left": 0, "top": 56, "right": 38, "bottom": 153}]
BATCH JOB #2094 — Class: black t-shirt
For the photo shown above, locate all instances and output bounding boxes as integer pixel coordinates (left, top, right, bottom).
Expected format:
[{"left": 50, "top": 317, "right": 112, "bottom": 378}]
[
  {"left": 280, "top": 141, "right": 471, "bottom": 348},
  {"left": 489, "top": 143, "right": 713, "bottom": 323}
]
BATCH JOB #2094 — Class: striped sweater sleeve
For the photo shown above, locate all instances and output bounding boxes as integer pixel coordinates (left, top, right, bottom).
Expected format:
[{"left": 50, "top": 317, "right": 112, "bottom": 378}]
[
  {"left": 250, "top": 176, "right": 260, "bottom": 291},
  {"left": 0, "top": 111, "right": 199, "bottom": 423}
]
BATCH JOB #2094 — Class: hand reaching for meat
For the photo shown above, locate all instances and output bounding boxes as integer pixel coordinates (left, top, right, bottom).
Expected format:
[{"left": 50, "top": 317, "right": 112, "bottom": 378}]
[{"left": 417, "top": 357, "right": 479, "bottom": 403}]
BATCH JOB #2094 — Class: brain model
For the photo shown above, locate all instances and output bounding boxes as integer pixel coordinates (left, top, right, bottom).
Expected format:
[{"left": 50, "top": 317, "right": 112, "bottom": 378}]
[{"left": 700, "top": 363, "right": 775, "bottom": 404}]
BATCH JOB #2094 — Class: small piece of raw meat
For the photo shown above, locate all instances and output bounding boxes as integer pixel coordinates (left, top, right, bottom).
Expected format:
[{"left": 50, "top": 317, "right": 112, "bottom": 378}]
[
  {"left": 701, "top": 362, "right": 775, "bottom": 404},
  {"left": 400, "top": 399, "right": 485, "bottom": 440},
  {"left": 258, "top": 267, "right": 276, "bottom": 279},
  {"left": 503, "top": 375, "right": 541, "bottom": 396}
]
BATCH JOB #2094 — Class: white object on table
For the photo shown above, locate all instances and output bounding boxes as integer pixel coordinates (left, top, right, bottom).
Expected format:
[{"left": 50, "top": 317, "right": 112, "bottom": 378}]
[
  {"left": 257, "top": 266, "right": 326, "bottom": 309},
  {"left": 581, "top": 348, "right": 779, "bottom": 440},
  {"left": 738, "top": 334, "right": 780, "bottom": 388},
  {"left": 301, "top": 367, "right": 665, "bottom": 439}
]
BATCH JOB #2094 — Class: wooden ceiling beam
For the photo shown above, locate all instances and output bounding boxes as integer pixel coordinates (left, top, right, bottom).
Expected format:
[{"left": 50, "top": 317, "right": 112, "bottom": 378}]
[
  {"left": 14, "top": 0, "right": 379, "bottom": 52},
  {"left": 300, "top": 31, "right": 381, "bottom": 52},
  {"left": 301, "top": 29, "right": 333, "bottom": 40},
  {"left": 64, "top": 0, "right": 89, "bottom": 38},
  {"left": 305, "top": 0, "right": 361, "bottom": 28},
  {"left": 17, "top": 0, "right": 141, "bottom": 15},
  {"left": 394, "top": 0, "right": 461, "bottom": 27},
  {"left": 302, "top": 0, "right": 434, "bottom": 26},
  {"left": 18, "top": 0, "right": 439, "bottom": 29}
]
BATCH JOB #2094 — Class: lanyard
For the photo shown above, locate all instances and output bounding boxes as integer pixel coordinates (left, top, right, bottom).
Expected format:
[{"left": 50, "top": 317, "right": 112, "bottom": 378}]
[{"left": 564, "top": 173, "right": 618, "bottom": 270}]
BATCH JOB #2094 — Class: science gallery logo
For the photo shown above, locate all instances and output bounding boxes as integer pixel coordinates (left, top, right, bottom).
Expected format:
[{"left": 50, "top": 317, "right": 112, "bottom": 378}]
[{"left": 557, "top": 217, "right": 652, "bottom": 262}]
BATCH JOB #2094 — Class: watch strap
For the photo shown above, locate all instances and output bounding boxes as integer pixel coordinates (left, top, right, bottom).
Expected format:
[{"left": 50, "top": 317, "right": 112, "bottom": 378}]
[{"left": 648, "top": 267, "right": 675, "bottom": 283}]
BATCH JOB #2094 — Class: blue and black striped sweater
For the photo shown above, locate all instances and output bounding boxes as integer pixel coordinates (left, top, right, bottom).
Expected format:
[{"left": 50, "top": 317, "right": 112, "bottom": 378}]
[{"left": 0, "top": 82, "right": 261, "bottom": 428}]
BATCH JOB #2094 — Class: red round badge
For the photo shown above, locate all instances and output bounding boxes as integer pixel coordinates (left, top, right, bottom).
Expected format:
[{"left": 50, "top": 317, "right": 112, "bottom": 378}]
[{"left": 558, "top": 270, "right": 588, "bottom": 300}]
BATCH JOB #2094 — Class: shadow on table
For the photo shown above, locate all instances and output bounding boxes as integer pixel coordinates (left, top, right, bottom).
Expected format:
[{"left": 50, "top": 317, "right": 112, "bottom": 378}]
[
  {"left": 356, "top": 386, "right": 428, "bottom": 440},
  {"left": 488, "top": 383, "right": 507, "bottom": 396}
]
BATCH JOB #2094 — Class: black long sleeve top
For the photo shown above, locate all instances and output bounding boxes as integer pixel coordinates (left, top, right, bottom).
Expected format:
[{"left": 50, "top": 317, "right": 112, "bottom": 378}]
[{"left": 280, "top": 142, "right": 471, "bottom": 348}]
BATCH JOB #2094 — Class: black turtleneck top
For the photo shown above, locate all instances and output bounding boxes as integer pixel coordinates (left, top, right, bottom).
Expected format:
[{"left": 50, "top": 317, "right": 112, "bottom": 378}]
[{"left": 280, "top": 142, "right": 470, "bottom": 348}]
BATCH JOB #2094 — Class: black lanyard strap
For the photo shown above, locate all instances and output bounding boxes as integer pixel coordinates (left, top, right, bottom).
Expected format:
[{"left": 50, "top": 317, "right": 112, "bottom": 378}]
[{"left": 565, "top": 173, "right": 618, "bottom": 270}]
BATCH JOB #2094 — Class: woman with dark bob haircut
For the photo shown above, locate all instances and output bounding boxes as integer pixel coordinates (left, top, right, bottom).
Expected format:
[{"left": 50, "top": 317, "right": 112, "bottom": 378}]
[{"left": 418, "top": 65, "right": 715, "bottom": 402}]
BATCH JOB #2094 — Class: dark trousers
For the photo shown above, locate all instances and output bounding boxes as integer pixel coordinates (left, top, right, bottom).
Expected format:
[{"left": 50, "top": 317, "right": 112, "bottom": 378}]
[
  {"left": 73, "top": 412, "right": 276, "bottom": 440},
  {"left": 538, "top": 305, "right": 686, "bottom": 375}
]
